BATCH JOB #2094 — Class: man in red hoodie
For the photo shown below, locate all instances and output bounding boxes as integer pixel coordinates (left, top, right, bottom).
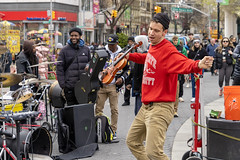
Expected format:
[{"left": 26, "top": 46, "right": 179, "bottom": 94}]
[{"left": 125, "top": 13, "right": 213, "bottom": 160}]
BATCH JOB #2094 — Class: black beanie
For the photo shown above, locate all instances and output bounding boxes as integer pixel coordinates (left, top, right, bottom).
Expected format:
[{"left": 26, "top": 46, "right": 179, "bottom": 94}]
[
  {"left": 128, "top": 36, "right": 135, "bottom": 42},
  {"left": 153, "top": 13, "right": 170, "bottom": 30},
  {"left": 69, "top": 27, "right": 82, "bottom": 36}
]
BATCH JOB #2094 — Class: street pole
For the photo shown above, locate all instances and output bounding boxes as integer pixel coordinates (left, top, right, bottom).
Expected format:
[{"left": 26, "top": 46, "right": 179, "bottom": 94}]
[
  {"left": 50, "top": 0, "right": 53, "bottom": 57},
  {"left": 217, "top": 2, "right": 220, "bottom": 39}
]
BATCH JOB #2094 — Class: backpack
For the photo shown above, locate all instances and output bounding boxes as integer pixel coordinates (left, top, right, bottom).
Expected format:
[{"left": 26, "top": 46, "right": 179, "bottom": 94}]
[{"left": 96, "top": 114, "right": 113, "bottom": 143}]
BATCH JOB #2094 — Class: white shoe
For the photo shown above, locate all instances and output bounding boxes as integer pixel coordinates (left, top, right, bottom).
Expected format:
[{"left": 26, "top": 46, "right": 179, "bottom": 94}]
[
  {"left": 190, "top": 98, "right": 195, "bottom": 102},
  {"left": 186, "top": 83, "right": 190, "bottom": 88},
  {"left": 179, "top": 97, "right": 184, "bottom": 102}
]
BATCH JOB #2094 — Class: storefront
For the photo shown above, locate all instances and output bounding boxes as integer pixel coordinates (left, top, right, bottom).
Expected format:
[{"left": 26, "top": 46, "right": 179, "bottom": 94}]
[{"left": 0, "top": 10, "right": 77, "bottom": 46}]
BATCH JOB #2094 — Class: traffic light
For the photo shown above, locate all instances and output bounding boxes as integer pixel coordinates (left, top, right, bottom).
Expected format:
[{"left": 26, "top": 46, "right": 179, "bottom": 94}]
[
  {"left": 111, "top": 10, "right": 117, "bottom": 18},
  {"left": 52, "top": 11, "right": 55, "bottom": 19},
  {"left": 154, "top": 6, "right": 161, "bottom": 13}
]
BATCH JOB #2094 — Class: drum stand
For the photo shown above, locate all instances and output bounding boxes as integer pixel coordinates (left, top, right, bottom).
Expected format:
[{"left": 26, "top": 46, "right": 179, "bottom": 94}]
[{"left": 0, "top": 120, "right": 17, "bottom": 160}]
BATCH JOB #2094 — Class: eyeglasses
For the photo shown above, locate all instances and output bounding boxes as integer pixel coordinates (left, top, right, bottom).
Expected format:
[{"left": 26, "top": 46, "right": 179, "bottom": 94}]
[{"left": 223, "top": 41, "right": 229, "bottom": 43}]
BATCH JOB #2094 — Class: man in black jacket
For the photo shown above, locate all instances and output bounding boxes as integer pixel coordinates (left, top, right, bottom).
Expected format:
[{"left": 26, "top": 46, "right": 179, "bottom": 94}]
[{"left": 56, "top": 27, "right": 91, "bottom": 106}]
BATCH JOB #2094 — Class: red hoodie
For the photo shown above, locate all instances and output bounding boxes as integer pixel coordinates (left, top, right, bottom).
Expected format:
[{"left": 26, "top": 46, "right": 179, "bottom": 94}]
[{"left": 129, "top": 39, "right": 201, "bottom": 103}]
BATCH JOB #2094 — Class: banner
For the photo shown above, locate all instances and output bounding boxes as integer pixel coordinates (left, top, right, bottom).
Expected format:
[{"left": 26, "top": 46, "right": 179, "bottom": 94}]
[{"left": 93, "top": 0, "right": 100, "bottom": 14}]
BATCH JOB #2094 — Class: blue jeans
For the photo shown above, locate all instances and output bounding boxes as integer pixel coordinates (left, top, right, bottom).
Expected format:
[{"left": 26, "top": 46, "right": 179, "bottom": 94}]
[
  {"left": 191, "top": 70, "right": 204, "bottom": 98},
  {"left": 134, "top": 94, "right": 142, "bottom": 116}
]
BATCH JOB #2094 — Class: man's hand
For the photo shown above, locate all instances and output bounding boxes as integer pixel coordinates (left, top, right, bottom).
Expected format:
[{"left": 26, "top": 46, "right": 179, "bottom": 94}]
[
  {"left": 115, "top": 77, "right": 123, "bottom": 85},
  {"left": 198, "top": 56, "right": 214, "bottom": 69},
  {"left": 126, "top": 84, "right": 132, "bottom": 90},
  {"left": 116, "top": 53, "right": 129, "bottom": 60}
]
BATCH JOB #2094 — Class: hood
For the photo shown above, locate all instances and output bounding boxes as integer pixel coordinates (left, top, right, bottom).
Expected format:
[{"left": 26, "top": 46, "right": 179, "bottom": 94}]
[
  {"left": 172, "top": 39, "right": 180, "bottom": 46},
  {"left": 135, "top": 35, "right": 149, "bottom": 52},
  {"left": 67, "top": 38, "right": 85, "bottom": 49}
]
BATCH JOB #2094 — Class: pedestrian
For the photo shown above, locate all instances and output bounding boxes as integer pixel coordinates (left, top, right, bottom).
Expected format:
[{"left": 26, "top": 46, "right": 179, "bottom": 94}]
[
  {"left": 214, "top": 37, "right": 234, "bottom": 96},
  {"left": 56, "top": 27, "right": 91, "bottom": 106},
  {"left": 122, "top": 36, "right": 136, "bottom": 106},
  {"left": 206, "top": 39, "right": 218, "bottom": 75},
  {"left": 171, "top": 35, "right": 188, "bottom": 117},
  {"left": 229, "top": 35, "right": 238, "bottom": 48},
  {"left": 231, "top": 44, "right": 240, "bottom": 85},
  {"left": 95, "top": 34, "right": 129, "bottom": 140},
  {"left": 187, "top": 33, "right": 194, "bottom": 52},
  {"left": 132, "top": 35, "right": 149, "bottom": 115},
  {"left": 124, "top": 13, "right": 213, "bottom": 160},
  {"left": 55, "top": 43, "right": 63, "bottom": 60},
  {"left": 188, "top": 39, "right": 208, "bottom": 102},
  {"left": 0, "top": 40, "right": 12, "bottom": 73},
  {"left": 16, "top": 40, "right": 39, "bottom": 77}
]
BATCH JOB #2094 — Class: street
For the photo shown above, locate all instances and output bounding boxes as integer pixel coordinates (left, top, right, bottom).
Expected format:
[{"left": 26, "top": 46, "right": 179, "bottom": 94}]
[{"left": 50, "top": 71, "right": 222, "bottom": 160}]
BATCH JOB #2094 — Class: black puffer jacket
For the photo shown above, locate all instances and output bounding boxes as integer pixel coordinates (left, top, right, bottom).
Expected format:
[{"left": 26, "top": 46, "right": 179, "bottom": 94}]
[
  {"left": 188, "top": 47, "right": 208, "bottom": 60},
  {"left": 232, "top": 45, "right": 240, "bottom": 78},
  {"left": 56, "top": 42, "right": 91, "bottom": 89},
  {"left": 214, "top": 46, "right": 234, "bottom": 69}
]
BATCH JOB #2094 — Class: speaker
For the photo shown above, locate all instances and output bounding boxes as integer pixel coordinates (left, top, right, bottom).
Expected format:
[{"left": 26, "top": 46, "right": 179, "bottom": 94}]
[
  {"left": 62, "top": 104, "right": 97, "bottom": 148},
  {"left": 87, "top": 49, "right": 108, "bottom": 80}
]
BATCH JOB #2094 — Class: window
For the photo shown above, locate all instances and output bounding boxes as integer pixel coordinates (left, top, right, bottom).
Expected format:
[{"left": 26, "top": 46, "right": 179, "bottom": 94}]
[{"left": 82, "top": 0, "right": 91, "bottom": 11}]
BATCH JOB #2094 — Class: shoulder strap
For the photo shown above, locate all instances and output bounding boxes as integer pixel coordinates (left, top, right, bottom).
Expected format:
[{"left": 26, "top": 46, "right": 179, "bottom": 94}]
[{"left": 64, "top": 51, "right": 79, "bottom": 72}]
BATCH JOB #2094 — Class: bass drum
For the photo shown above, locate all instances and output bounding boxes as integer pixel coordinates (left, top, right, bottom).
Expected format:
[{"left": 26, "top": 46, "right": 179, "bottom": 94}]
[
  {"left": 49, "top": 81, "right": 65, "bottom": 108},
  {"left": 2, "top": 127, "right": 52, "bottom": 159}
]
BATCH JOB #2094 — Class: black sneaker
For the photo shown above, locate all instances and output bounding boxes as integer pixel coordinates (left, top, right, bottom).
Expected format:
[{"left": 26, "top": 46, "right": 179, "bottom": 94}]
[{"left": 122, "top": 102, "right": 130, "bottom": 106}]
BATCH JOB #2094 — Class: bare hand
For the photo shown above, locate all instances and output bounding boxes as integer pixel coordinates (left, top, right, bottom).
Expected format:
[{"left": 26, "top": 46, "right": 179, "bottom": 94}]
[
  {"left": 116, "top": 53, "right": 129, "bottom": 60},
  {"left": 115, "top": 77, "right": 123, "bottom": 85},
  {"left": 126, "top": 84, "right": 132, "bottom": 90},
  {"left": 198, "top": 56, "right": 214, "bottom": 69},
  {"left": 228, "top": 50, "right": 233, "bottom": 54}
]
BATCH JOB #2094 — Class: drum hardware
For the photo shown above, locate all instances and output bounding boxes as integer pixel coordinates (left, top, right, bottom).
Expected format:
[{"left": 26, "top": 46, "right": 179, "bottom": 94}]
[
  {"left": 28, "top": 61, "right": 62, "bottom": 68},
  {"left": 0, "top": 73, "right": 22, "bottom": 87},
  {"left": 0, "top": 111, "right": 41, "bottom": 160}
]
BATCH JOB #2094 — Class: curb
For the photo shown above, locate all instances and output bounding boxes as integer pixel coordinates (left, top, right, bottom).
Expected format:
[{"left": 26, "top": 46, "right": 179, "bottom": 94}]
[{"left": 171, "top": 98, "right": 224, "bottom": 160}]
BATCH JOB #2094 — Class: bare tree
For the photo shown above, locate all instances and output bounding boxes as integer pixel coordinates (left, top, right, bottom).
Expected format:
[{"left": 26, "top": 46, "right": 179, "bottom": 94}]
[{"left": 99, "top": 0, "right": 135, "bottom": 33}]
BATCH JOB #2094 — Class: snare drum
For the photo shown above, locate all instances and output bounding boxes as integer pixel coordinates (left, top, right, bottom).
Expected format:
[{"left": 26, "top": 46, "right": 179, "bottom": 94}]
[{"left": 12, "top": 86, "right": 33, "bottom": 103}]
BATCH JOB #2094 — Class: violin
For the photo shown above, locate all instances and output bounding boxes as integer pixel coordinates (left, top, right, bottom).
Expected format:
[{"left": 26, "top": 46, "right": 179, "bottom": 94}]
[{"left": 100, "top": 41, "right": 143, "bottom": 85}]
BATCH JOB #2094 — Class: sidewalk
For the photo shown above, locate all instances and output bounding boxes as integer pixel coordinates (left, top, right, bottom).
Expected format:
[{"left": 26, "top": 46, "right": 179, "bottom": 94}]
[{"left": 172, "top": 97, "right": 225, "bottom": 159}]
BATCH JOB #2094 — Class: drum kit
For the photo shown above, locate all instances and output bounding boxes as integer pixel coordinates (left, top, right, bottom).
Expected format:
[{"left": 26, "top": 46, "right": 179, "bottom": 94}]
[{"left": 0, "top": 61, "right": 60, "bottom": 160}]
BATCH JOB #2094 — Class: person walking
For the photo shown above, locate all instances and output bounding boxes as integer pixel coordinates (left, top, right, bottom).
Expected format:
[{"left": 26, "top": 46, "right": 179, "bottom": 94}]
[
  {"left": 206, "top": 39, "right": 218, "bottom": 76},
  {"left": 188, "top": 39, "right": 209, "bottom": 102},
  {"left": 95, "top": 34, "right": 129, "bottom": 140},
  {"left": 231, "top": 44, "right": 240, "bottom": 85},
  {"left": 132, "top": 35, "right": 149, "bottom": 115},
  {"left": 56, "top": 27, "right": 91, "bottom": 106},
  {"left": 122, "top": 36, "right": 136, "bottom": 106},
  {"left": 214, "top": 37, "right": 234, "bottom": 96},
  {"left": 123, "top": 13, "right": 213, "bottom": 160},
  {"left": 171, "top": 35, "right": 188, "bottom": 117}
]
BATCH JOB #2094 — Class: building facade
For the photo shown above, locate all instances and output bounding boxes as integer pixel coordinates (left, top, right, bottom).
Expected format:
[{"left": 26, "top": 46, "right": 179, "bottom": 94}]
[{"left": 0, "top": 0, "right": 96, "bottom": 45}]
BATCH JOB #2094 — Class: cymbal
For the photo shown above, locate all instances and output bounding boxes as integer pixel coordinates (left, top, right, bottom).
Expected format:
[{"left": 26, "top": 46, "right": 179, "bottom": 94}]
[
  {"left": 19, "top": 78, "right": 53, "bottom": 86},
  {"left": 18, "top": 73, "right": 37, "bottom": 79},
  {"left": 19, "top": 78, "right": 39, "bottom": 86},
  {"left": 28, "top": 61, "right": 62, "bottom": 68},
  {"left": 0, "top": 73, "right": 22, "bottom": 87}
]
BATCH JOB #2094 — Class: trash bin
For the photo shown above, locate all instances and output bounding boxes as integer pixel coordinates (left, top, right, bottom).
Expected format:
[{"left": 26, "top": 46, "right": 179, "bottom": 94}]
[{"left": 207, "top": 117, "right": 240, "bottom": 160}]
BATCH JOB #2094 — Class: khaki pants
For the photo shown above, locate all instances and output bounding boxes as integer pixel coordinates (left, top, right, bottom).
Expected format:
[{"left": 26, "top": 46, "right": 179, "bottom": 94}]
[
  {"left": 126, "top": 102, "right": 174, "bottom": 160},
  {"left": 95, "top": 85, "right": 119, "bottom": 133}
]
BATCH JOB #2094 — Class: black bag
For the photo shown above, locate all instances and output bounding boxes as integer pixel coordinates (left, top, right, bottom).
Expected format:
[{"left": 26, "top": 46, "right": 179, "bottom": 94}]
[{"left": 96, "top": 115, "right": 113, "bottom": 143}]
